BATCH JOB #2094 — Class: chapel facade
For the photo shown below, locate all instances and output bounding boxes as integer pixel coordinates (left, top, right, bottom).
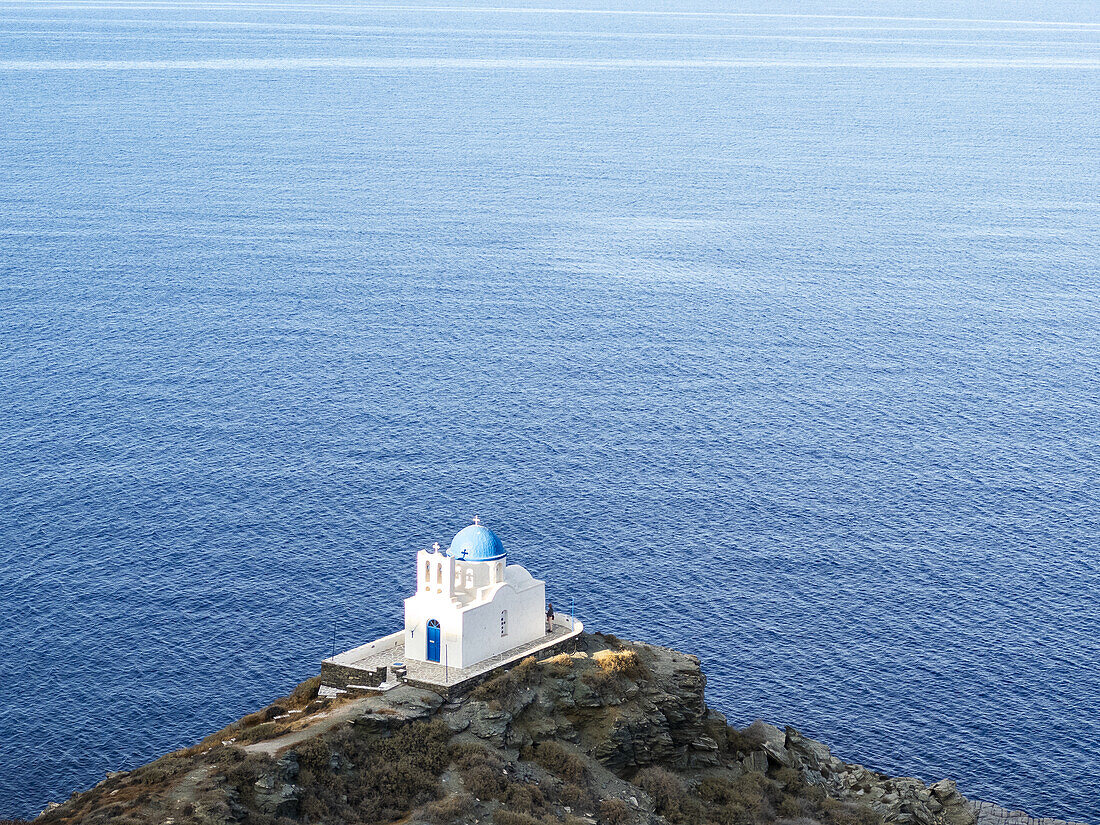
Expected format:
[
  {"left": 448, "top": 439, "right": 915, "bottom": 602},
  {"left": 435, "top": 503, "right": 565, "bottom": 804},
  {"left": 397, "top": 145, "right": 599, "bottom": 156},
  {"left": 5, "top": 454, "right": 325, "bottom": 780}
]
[{"left": 403, "top": 518, "right": 546, "bottom": 669}]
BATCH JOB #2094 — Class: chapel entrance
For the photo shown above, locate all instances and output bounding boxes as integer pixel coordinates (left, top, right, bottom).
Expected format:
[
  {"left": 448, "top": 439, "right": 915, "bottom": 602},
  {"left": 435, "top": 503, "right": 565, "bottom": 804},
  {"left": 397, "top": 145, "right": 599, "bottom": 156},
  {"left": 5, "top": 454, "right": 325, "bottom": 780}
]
[{"left": 426, "top": 619, "right": 441, "bottom": 662}]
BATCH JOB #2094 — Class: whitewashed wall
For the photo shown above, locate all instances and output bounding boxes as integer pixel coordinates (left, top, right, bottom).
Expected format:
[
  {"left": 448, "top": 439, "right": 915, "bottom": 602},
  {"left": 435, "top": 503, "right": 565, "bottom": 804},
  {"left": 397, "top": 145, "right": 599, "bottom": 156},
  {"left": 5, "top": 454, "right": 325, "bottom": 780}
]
[{"left": 404, "top": 552, "right": 546, "bottom": 668}]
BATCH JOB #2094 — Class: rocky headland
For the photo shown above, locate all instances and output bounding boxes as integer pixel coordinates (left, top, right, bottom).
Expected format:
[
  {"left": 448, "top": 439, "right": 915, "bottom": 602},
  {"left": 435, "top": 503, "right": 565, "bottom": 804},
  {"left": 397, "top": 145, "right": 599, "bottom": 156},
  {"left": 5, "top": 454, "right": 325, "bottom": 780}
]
[{"left": 24, "top": 633, "right": 1087, "bottom": 825}]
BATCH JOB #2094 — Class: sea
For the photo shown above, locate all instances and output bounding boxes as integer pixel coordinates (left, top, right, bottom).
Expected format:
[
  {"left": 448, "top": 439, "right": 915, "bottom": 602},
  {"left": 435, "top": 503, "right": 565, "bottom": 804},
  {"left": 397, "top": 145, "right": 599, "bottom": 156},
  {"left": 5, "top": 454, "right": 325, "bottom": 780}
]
[{"left": 1, "top": 0, "right": 1098, "bottom": 821}]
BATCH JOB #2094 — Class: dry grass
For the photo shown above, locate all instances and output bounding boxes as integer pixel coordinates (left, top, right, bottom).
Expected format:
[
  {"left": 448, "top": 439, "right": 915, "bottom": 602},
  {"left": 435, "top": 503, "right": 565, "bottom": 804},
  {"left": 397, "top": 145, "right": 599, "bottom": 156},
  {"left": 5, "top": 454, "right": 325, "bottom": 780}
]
[
  {"left": 592, "top": 649, "right": 642, "bottom": 677},
  {"left": 541, "top": 652, "right": 575, "bottom": 677}
]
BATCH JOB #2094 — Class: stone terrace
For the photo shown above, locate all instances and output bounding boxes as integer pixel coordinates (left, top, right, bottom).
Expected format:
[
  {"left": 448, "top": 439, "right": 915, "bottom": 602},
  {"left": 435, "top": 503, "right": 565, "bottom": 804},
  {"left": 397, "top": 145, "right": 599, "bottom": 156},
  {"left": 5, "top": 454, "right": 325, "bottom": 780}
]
[{"left": 321, "top": 617, "right": 584, "bottom": 698}]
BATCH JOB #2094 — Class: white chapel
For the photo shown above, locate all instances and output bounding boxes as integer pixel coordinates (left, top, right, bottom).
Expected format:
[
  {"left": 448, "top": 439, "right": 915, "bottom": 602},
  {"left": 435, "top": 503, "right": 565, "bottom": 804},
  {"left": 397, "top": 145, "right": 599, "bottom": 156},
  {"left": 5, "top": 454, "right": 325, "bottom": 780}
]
[{"left": 403, "top": 518, "right": 547, "bottom": 669}]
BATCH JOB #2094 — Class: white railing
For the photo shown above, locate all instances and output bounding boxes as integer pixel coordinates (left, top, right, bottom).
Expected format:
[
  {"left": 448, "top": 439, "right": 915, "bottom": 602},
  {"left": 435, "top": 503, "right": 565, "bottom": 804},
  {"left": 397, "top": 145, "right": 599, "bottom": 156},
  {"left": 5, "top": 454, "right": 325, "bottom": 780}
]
[{"left": 326, "top": 630, "right": 404, "bottom": 664}]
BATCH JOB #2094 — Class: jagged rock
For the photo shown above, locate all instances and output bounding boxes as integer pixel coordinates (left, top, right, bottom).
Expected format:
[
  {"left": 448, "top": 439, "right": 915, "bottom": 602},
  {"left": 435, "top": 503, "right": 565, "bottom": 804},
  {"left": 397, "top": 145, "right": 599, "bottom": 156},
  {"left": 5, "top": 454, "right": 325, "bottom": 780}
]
[
  {"left": 574, "top": 679, "right": 604, "bottom": 707},
  {"left": 930, "top": 780, "right": 978, "bottom": 825},
  {"left": 254, "top": 773, "right": 276, "bottom": 791},
  {"left": 932, "top": 779, "right": 963, "bottom": 803},
  {"left": 742, "top": 750, "right": 768, "bottom": 774},
  {"left": 388, "top": 685, "right": 445, "bottom": 717},
  {"left": 278, "top": 751, "right": 299, "bottom": 780},
  {"left": 689, "top": 735, "right": 721, "bottom": 767},
  {"left": 785, "top": 726, "right": 831, "bottom": 768},
  {"left": 445, "top": 714, "right": 471, "bottom": 733},
  {"left": 467, "top": 707, "right": 512, "bottom": 745}
]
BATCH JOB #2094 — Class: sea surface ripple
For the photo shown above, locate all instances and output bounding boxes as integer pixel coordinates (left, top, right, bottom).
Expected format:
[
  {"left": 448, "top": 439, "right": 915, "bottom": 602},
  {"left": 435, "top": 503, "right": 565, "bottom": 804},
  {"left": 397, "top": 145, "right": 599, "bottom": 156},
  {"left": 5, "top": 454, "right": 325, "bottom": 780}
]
[{"left": 1, "top": 0, "right": 1098, "bottom": 821}]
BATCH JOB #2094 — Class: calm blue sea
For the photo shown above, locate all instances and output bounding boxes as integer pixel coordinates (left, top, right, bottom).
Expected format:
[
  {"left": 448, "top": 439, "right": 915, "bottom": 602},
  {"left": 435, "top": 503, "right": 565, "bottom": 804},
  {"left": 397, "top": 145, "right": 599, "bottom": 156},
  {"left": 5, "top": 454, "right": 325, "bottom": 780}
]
[{"left": 1, "top": 0, "right": 1099, "bottom": 821}]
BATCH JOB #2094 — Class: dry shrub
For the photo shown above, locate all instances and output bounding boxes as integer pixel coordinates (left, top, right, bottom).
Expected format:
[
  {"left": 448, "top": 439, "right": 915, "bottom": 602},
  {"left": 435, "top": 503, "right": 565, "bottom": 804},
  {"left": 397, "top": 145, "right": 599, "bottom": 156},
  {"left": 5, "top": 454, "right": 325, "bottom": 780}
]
[
  {"left": 775, "top": 767, "right": 803, "bottom": 792},
  {"left": 742, "top": 721, "right": 773, "bottom": 747},
  {"left": 131, "top": 755, "right": 190, "bottom": 787},
  {"left": 494, "top": 810, "right": 541, "bottom": 825},
  {"left": 505, "top": 785, "right": 537, "bottom": 813},
  {"left": 633, "top": 767, "right": 701, "bottom": 824},
  {"left": 698, "top": 775, "right": 739, "bottom": 806},
  {"left": 207, "top": 745, "right": 246, "bottom": 767},
  {"left": 560, "top": 783, "right": 594, "bottom": 812},
  {"left": 725, "top": 725, "right": 762, "bottom": 756},
  {"left": 732, "top": 771, "right": 774, "bottom": 807},
  {"left": 579, "top": 667, "right": 615, "bottom": 697},
  {"left": 634, "top": 767, "right": 685, "bottom": 813},
  {"left": 284, "top": 675, "right": 322, "bottom": 707},
  {"left": 525, "top": 741, "right": 587, "bottom": 784},
  {"left": 239, "top": 710, "right": 267, "bottom": 728},
  {"left": 599, "top": 798, "right": 632, "bottom": 825},
  {"left": 423, "top": 793, "right": 476, "bottom": 823},
  {"left": 821, "top": 800, "right": 883, "bottom": 825},
  {"left": 230, "top": 676, "right": 320, "bottom": 740},
  {"left": 778, "top": 795, "right": 805, "bottom": 818},
  {"left": 290, "top": 718, "right": 453, "bottom": 825},
  {"left": 453, "top": 741, "right": 508, "bottom": 801},
  {"left": 462, "top": 765, "right": 507, "bottom": 800},
  {"left": 705, "top": 771, "right": 775, "bottom": 825},
  {"left": 451, "top": 740, "right": 506, "bottom": 774},
  {"left": 471, "top": 656, "right": 541, "bottom": 702},
  {"left": 592, "top": 649, "right": 642, "bottom": 678}
]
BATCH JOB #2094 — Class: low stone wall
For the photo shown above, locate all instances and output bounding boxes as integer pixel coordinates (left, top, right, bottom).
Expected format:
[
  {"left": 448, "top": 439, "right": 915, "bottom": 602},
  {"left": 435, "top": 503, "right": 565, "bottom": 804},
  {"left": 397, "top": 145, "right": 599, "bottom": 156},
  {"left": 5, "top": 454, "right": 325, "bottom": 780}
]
[{"left": 320, "top": 660, "right": 387, "bottom": 692}]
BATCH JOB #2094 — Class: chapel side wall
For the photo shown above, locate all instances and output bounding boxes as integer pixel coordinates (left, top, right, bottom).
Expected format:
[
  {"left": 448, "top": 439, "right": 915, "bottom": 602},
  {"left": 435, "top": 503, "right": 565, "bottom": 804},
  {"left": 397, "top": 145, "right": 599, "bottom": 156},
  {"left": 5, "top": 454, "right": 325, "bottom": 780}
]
[
  {"left": 512, "top": 579, "right": 546, "bottom": 650},
  {"left": 460, "top": 580, "right": 546, "bottom": 667},
  {"left": 459, "top": 600, "right": 501, "bottom": 667}
]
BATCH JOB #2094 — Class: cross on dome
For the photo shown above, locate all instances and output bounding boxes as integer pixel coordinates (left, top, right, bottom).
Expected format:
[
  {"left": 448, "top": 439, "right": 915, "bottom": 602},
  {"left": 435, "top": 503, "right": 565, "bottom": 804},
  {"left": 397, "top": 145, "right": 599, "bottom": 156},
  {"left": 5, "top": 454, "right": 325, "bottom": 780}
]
[{"left": 472, "top": 515, "right": 481, "bottom": 526}]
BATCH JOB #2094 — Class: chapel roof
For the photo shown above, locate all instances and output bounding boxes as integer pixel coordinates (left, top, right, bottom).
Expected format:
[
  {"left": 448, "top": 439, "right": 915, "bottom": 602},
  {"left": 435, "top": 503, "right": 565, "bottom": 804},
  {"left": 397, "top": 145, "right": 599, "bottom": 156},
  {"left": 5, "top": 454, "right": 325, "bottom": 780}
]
[{"left": 447, "top": 520, "right": 505, "bottom": 561}]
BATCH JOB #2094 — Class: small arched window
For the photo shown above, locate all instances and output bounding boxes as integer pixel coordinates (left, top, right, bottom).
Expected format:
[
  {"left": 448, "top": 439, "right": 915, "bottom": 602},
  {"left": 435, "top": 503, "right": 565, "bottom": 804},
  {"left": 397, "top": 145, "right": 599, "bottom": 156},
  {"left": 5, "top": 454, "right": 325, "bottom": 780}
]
[
  {"left": 501, "top": 610, "right": 508, "bottom": 637},
  {"left": 424, "top": 560, "right": 430, "bottom": 582},
  {"left": 465, "top": 569, "right": 474, "bottom": 588},
  {"left": 496, "top": 563, "right": 503, "bottom": 581},
  {"left": 436, "top": 563, "right": 443, "bottom": 583}
]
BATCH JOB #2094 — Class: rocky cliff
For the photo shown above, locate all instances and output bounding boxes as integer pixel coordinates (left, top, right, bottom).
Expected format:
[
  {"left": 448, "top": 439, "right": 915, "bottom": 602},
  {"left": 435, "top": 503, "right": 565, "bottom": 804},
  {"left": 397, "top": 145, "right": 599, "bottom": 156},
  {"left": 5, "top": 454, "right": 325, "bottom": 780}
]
[{"left": 29, "top": 633, "right": 1086, "bottom": 825}]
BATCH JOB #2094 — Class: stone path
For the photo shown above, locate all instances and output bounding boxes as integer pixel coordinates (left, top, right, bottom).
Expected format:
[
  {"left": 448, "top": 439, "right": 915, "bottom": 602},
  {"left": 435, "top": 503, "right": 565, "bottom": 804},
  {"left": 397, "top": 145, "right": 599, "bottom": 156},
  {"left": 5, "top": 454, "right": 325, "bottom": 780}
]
[
  {"left": 243, "top": 686, "right": 446, "bottom": 757},
  {"left": 243, "top": 698, "right": 374, "bottom": 756}
]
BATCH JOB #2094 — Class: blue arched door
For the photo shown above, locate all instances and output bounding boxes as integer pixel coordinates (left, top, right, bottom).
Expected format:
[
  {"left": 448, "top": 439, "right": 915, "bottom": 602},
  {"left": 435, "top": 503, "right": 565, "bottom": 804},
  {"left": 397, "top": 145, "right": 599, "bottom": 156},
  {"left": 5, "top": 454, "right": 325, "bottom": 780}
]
[{"left": 426, "top": 619, "right": 441, "bottom": 663}]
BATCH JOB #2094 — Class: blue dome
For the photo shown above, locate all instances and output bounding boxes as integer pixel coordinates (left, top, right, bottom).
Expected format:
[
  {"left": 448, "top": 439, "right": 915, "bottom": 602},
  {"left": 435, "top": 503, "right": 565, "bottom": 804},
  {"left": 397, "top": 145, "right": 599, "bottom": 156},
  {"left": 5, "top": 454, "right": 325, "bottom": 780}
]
[{"left": 447, "top": 524, "right": 505, "bottom": 561}]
